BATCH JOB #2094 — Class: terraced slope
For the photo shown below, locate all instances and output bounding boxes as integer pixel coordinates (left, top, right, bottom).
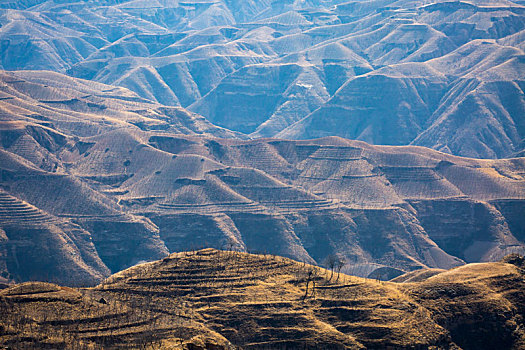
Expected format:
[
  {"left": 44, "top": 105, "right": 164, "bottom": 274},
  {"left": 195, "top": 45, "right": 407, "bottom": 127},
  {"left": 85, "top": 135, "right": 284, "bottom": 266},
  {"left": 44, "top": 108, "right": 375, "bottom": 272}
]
[
  {"left": 0, "top": 70, "right": 241, "bottom": 139},
  {"left": 0, "top": 188, "right": 110, "bottom": 286},
  {"left": 0, "top": 70, "right": 524, "bottom": 286},
  {"left": 1, "top": 249, "right": 524, "bottom": 349},
  {"left": 0, "top": 281, "right": 230, "bottom": 349},
  {"left": 1, "top": 0, "right": 524, "bottom": 158},
  {"left": 0, "top": 190, "right": 56, "bottom": 225}
]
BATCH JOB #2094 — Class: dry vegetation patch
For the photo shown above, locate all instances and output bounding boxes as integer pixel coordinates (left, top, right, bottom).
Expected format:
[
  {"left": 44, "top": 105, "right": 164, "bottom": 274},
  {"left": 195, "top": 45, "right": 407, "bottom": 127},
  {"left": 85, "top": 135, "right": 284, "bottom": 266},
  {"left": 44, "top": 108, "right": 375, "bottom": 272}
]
[{"left": 1, "top": 250, "right": 524, "bottom": 349}]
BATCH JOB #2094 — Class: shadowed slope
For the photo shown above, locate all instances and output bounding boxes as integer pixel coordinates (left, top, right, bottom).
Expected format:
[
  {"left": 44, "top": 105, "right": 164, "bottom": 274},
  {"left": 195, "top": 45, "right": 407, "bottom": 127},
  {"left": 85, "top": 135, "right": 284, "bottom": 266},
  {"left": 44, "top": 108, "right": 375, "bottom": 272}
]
[{"left": 2, "top": 0, "right": 524, "bottom": 157}]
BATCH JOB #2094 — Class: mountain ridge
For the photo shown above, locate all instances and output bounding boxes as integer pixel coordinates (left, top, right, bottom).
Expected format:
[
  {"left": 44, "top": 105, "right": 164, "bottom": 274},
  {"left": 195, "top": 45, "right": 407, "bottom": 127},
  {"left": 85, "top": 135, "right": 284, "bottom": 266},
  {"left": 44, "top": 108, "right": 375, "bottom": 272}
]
[{"left": 1, "top": 248, "right": 524, "bottom": 349}]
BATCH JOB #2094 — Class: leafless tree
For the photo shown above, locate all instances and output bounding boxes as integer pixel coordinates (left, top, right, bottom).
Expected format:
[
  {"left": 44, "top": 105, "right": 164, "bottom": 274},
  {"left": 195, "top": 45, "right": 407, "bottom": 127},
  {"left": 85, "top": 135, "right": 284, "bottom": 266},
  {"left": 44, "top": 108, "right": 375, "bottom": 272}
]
[
  {"left": 335, "top": 258, "right": 346, "bottom": 283},
  {"left": 324, "top": 254, "right": 338, "bottom": 282},
  {"left": 303, "top": 267, "right": 319, "bottom": 300}
]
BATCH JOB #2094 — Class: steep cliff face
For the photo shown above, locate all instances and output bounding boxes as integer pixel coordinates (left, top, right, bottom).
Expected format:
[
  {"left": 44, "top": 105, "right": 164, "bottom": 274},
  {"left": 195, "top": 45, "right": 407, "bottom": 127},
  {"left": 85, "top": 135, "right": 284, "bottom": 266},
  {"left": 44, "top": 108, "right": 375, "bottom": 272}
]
[
  {"left": 492, "top": 199, "right": 525, "bottom": 241},
  {"left": 408, "top": 198, "right": 523, "bottom": 262}
]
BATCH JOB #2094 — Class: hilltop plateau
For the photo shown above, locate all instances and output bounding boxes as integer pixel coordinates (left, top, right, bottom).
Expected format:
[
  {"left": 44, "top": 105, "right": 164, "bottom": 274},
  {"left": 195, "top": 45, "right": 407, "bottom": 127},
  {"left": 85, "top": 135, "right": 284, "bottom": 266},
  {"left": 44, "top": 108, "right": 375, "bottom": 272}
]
[
  {"left": 1, "top": 249, "right": 524, "bottom": 349},
  {"left": 0, "top": 70, "right": 524, "bottom": 286},
  {"left": 1, "top": 0, "right": 524, "bottom": 158}
]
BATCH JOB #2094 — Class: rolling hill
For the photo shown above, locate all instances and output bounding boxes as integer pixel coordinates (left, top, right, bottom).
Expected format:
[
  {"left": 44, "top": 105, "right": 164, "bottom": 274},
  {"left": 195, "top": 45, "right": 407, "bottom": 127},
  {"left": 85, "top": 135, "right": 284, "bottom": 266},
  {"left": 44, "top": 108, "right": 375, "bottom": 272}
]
[
  {"left": 1, "top": 0, "right": 524, "bottom": 158},
  {"left": 0, "top": 70, "right": 524, "bottom": 286},
  {"left": 1, "top": 2, "right": 524, "bottom": 347},
  {"left": 1, "top": 249, "right": 524, "bottom": 349}
]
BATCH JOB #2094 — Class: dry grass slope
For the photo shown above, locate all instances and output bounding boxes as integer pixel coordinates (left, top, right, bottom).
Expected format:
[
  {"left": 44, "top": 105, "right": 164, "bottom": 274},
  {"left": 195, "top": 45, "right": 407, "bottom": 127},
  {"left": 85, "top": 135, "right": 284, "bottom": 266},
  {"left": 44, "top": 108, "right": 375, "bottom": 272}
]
[
  {"left": 1, "top": 249, "right": 523, "bottom": 349},
  {"left": 0, "top": 281, "right": 230, "bottom": 349}
]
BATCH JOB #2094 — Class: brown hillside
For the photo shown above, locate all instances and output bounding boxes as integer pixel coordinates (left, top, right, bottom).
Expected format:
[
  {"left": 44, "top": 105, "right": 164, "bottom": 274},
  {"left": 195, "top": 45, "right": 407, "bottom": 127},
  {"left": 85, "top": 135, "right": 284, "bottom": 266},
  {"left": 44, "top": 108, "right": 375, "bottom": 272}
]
[
  {"left": 0, "top": 280, "right": 230, "bottom": 349},
  {"left": 1, "top": 70, "right": 525, "bottom": 285},
  {"left": 2, "top": 249, "right": 524, "bottom": 349}
]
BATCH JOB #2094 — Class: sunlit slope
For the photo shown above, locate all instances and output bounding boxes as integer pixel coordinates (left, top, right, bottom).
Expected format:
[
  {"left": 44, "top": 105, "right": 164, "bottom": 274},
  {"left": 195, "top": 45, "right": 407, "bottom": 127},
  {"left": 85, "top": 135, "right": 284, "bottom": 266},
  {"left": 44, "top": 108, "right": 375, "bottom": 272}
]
[
  {"left": 0, "top": 70, "right": 241, "bottom": 138},
  {"left": 0, "top": 280, "right": 231, "bottom": 349},
  {"left": 1, "top": 249, "right": 524, "bottom": 349}
]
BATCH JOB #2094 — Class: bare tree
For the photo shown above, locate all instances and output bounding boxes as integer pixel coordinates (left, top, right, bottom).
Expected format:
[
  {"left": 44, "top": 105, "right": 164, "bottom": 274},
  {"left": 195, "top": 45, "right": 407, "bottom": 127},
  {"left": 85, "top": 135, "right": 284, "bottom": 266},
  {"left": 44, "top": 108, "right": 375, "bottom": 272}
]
[
  {"left": 324, "top": 254, "right": 338, "bottom": 282},
  {"left": 303, "top": 267, "right": 319, "bottom": 300},
  {"left": 335, "top": 258, "right": 346, "bottom": 283}
]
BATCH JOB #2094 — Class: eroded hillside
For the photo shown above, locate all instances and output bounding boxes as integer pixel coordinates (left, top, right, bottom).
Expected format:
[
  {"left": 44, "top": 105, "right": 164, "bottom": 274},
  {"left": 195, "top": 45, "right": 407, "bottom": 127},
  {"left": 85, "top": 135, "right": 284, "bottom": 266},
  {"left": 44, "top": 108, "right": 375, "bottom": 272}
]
[
  {"left": 1, "top": 249, "right": 524, "bottom": 349},
  {"left": 1, "top": 0, "right": 524, "bottom": 157},
  {"left": 0, "top": 70, "right": 524, "bottom": 286}
]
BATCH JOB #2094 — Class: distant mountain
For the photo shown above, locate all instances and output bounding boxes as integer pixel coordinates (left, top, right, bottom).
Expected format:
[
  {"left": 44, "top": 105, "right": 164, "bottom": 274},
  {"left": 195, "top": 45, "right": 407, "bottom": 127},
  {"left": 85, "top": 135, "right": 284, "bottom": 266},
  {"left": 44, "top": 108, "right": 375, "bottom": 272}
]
[
  {"left": 1, "top": 249, "right": 525, "bottom": 349},
  {"left": 1, "top": 0, "right": 523, "bottom": 158},
  {"left": 1, "top": 70, "right": 524, "bottom": 285}
]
